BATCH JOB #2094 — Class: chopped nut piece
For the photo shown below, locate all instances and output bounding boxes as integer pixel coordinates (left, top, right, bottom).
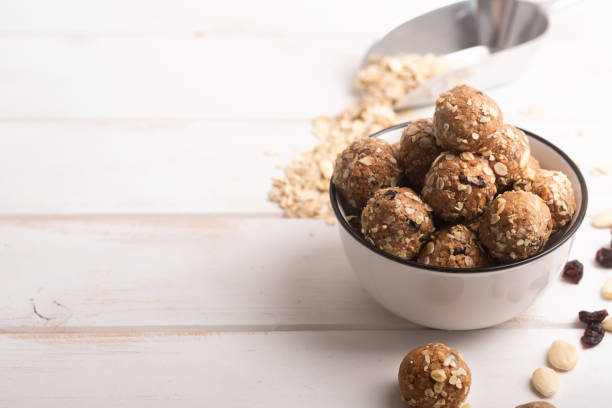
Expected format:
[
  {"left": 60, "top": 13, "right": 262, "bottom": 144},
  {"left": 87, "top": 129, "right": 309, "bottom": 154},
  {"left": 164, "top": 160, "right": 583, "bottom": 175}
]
[
  {"left": 602, "top": 277, "right": 612, "bottom": 300},
  {"left": 547, "top": 340, "right": 578, "bottom": 371},
  {"left": 531, "top": 367, "right": 559, "bottom": 398}
]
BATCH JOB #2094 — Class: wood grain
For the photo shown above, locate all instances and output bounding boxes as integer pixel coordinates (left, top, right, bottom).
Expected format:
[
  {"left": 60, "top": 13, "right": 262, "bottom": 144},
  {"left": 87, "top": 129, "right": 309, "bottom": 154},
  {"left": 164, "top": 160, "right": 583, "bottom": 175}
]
[{"left": 0, "top": 328, "right": 610, "bottom": 406}]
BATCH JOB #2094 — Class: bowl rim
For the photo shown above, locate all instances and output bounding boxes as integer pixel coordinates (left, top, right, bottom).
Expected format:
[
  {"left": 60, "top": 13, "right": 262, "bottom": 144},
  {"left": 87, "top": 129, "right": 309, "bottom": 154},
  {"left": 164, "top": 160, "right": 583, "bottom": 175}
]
[{"left": 329, "top": 122, "right": 588, "bottom": 275}]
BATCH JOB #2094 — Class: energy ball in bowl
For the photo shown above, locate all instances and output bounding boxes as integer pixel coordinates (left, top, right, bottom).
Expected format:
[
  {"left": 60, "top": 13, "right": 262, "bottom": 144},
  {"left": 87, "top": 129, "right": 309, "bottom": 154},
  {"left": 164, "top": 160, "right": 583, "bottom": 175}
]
[
  {"left": 398, "top": 342, "right": 471, "bottom": 408},
  {"left": 418, "top": 224, "right": 489, "bottom": 268},
  {"left": 514, "top": 169, "right": 576, "bottom": 233},
  {"left": 397, "top": 118, "right": 442, "bottom": 190},
  {"left": 477, "top": 124, "right": 531, "bottom": 190},
  {"left": 433, "top": 84, "right": 503, "bottom": 151},
  {"left": 422, "top": 152, "right": 497, "bottom": 223},
  {"left": 479, "top": 190, "right": 553, "bottom": 263},
  {"left": 332, "top": 138, "right": 400, "bottom": 210},
  {"left": 519, "top": 154, "right": 542, "bottom": 182},
  {"left": 361, "top": 187, "right": 434, "bottom": 260}
]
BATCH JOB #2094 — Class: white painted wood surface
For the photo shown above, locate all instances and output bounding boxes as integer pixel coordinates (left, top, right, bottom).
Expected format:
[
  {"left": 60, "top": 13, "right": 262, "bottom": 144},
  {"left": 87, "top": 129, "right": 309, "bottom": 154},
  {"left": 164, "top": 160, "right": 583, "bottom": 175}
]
[{"left": 0, "top": 0, "right": 611, "bottom": 406}]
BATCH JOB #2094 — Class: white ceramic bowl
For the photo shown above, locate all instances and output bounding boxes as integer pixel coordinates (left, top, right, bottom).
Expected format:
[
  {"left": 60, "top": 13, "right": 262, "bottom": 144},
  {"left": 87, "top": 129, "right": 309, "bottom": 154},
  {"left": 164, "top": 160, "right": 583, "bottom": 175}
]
[{"left": 330, "top": 123, "right": 587, "bottom": 330}]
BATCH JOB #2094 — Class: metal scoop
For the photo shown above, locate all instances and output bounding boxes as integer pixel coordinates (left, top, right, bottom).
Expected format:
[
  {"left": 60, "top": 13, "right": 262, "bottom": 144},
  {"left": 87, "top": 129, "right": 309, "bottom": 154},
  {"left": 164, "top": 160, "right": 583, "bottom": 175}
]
[{"left": 364, "top": 0, "right": 575, "bottom": 109}]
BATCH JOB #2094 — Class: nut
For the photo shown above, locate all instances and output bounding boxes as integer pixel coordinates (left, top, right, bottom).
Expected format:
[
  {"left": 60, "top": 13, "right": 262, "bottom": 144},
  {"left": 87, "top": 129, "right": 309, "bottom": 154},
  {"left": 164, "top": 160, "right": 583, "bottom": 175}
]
[
  {"left": 592, "top": 208, "right": 612, "bottom": 228},
  {"left": 547, "top": 340, "right": 578, "bottom": 371},
  {"left": 603, "top": 317, "right": 612, "bottom": 332},
  {"left": 602, "top": 277, "right": 612, "bottom": 300},
  {"left": 515, "top": 403, "right": 556, "bottom": 408},
  {"left": 531, "top": 367, "right": 559, "bottom": 398}
]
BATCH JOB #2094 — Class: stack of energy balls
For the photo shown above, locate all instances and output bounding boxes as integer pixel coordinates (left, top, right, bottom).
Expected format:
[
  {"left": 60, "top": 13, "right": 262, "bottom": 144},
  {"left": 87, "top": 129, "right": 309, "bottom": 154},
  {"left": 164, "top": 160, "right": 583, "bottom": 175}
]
[{"left": 332, "top": 85, "right": 576, "bottom": 268}]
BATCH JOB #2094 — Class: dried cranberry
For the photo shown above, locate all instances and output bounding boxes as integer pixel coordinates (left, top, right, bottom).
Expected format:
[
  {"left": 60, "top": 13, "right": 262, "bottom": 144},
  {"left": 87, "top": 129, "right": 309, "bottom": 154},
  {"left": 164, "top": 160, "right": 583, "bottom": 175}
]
[
  {"left": 383, "top": 189, "right": 398, "bottom": 200},
  {"left": 596, "top": 247, "right": 612, "bottom": 268},
  {"left": 562, "top": 260, "right": 583, "bottom": 284},
  {"left": 578, "top": 309, "right": 608, "bottom": 324},
  {"left": 581, "top": 323, "right": 605, "bottom": 348}
]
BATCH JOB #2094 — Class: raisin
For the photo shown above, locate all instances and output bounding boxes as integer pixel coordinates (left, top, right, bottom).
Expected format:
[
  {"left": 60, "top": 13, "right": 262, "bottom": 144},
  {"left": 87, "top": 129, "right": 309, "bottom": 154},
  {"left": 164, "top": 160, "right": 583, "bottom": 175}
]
[
  {"left": 578, "top": 309, "right": 608, "bottom": 324},
  {"left": 562, "top": 260, "right": 583, "bottom": 284},
  {"left": 383, "top": 189, "right": 397, "bottom": 200},
  {"left": 407, "top": 219, "right": 421, "bottom": 231},
  {"left": 581, "top": 323, "right": 605, "bottom": 348},
  {"left": 596, "top": 247, "right": 612, "bottom": 268},
  {"left": 459, "top": 174, "right": 486, "bottom": 188},
  {"left": 452, "top": 247, "right": 467, "bottom": 256}
]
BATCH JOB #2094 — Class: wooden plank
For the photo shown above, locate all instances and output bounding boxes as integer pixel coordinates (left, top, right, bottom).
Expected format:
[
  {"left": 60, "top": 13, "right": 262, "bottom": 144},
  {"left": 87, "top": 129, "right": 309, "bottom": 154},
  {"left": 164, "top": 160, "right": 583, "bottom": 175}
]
[
  {"left": 0, "top": 328, "right": 609, "bottom": 406},
  {"left": 0, "top": 0, "right": 454, "bottom": 35},
  {"left": 0, "top": 120, "right": 315, "bottom": 214},
  {"left": 0, "top": 119, "right": 607, "bottom": 214},
  {"left": 0, "top": 215, "right": 607, "bottom": 331},
  {"left": 0, "top": 19, "right": 608, "bottom": 120}
]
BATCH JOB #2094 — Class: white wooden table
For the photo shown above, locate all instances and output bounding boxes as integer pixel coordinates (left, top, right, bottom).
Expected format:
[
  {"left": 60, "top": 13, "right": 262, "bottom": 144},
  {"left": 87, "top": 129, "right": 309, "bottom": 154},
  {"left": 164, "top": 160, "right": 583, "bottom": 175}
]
[{"left": 0, "top": 1, "right": 611, "bottom": 406}]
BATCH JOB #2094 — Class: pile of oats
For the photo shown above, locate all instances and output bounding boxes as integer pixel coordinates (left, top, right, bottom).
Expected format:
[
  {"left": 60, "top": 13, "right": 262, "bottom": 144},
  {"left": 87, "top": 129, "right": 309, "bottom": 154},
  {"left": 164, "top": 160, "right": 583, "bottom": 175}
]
[{"left": 268, "top": 54, "right": 447, "bottom": 224}]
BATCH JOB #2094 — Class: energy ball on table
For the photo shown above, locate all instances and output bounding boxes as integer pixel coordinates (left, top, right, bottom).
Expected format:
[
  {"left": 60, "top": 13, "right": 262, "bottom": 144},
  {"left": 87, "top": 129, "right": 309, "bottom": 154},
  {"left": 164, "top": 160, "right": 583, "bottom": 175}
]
[
  {"left": 398, "top": 342, "right": 471, "bottom": 408},
  {"left": 422, "top": 152, "right": 497, "bottom": 223},
  {"left": 397, "top": 118, "right": 442, "bottom": 190},
  {"left": 418, "top": 224, "right": 489, "bottom": 268},
  {"left": 514, "top": 169, "right": 576, "bottom": 233},
  {"left": 332, "top": 138, "right": 400, "bottom": 209},
  {"left": 361, "top": 187, "right": 434, "bottom": 260},
  {"left": 476, "top": 124, "right": 531, "bottom": 190},
  {"left": 433, "top": 84, "right": 503, "bottom": 151},
  {"left": 479, "top": 190, "right": 553, "bottom": 263}
]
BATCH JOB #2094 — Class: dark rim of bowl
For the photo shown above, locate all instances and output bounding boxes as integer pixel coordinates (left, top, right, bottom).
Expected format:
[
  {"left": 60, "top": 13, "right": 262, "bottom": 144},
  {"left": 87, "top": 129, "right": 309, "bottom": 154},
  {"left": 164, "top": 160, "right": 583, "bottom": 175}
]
[{"left": 329, "top": 122, "right": 589, "bottom": 274}]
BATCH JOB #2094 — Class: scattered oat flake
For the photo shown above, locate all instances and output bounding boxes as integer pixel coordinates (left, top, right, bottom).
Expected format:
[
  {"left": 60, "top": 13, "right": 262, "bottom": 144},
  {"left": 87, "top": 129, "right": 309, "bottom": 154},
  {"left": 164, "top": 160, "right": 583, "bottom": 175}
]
[
  {"left": 520, "top": 106, "right": 536, "bottom": 116},
  {"left": 589, "top": 164, "right": 612, "bottom": 177},
  {"left": 268, "top": 54, "right": 448, "bottom": 223},
  {"left": 264, "top": 151, "right": 280, "bottom": 157}
]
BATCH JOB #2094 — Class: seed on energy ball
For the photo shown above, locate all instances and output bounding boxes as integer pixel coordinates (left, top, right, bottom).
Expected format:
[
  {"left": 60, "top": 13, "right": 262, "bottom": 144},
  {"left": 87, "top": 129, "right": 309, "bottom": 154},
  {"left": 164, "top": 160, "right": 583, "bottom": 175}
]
[
  {"left": 578, "top": 309, "right": 608, "bottom": 325},
  {"left": 531, "top": 367, "right": 559, "bottom": 398},
  {"left": 561, "top": 260, "right": 583, "bottom": 284},
  {"left": 398, "top": 342, "right": 471, "bottom": 408},
  {"left": 581, "top": 323, "right": 605, "bottom": 348},
  {"left": 596, "top": 247, "right": 612, "bottom": 268},
  {"left": 547, "top": 340, "right": 578, "bottom": 371},
  {"left": 516, "top": 402, "right": 556, "bottom": 408}
]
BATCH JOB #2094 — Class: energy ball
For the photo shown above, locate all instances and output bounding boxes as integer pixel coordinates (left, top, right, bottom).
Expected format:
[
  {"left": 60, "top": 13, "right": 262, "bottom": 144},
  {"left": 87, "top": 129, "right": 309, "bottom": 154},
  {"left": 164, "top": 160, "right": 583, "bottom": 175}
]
[
  {"left": 332, "top": 138, "right": 400, "bottom": 209},
  {"left": 361, "top": 187, "right": 434, "bottom": 260},
  {"left": 433, "top": 84, "right": 503, "bottom": 151},
  {"left": 422, "top": 151, "right": 497, "bottom": 223},
  {"left": 398, "top": 118, "right": 442, "bottom": 190},
  {"left": 398, "top": 342, "right": 471, "bottom": 408},
  {"left": 418, "top": 224, "right": 489, "bottom": 268},
  {"left": 478, "top": 190, "right": 553, "bottom": 263},
  {"left": 476, "top": 124, "right": 531, "bottom": 190},
  {"left": 514, "top": 169, "right": 576, "bottom": 233},
  {"left": 519, "top": 155, "right": 541, "bottom": 182}
]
